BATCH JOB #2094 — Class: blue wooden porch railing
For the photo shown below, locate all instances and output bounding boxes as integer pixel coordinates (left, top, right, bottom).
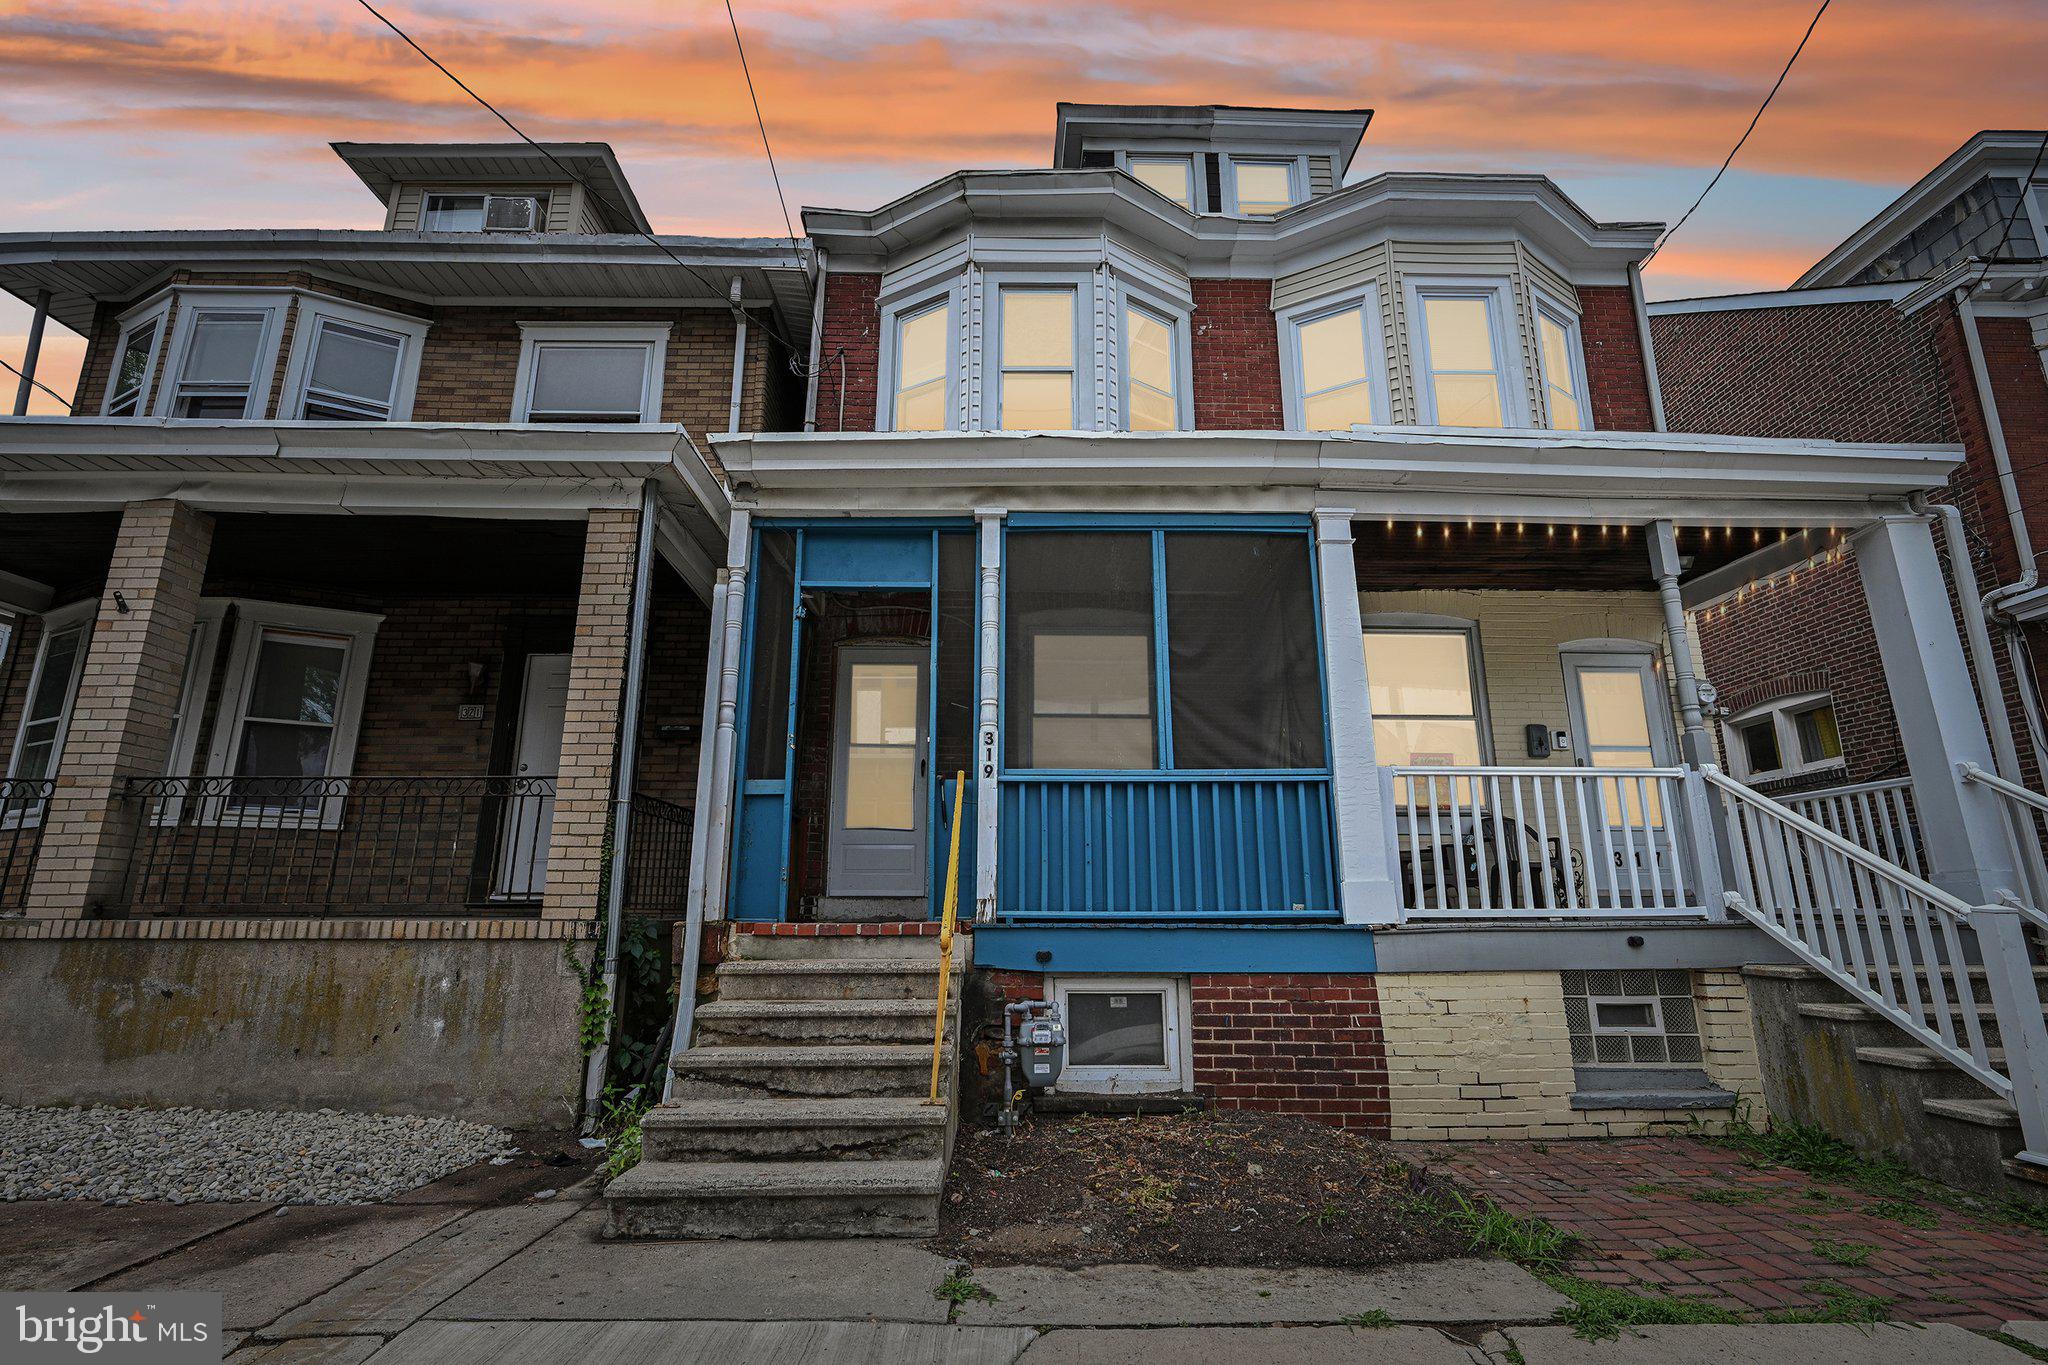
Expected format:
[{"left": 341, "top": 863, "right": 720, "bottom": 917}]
[{"left": 996, "top": 773, "right": 1339, "bottom": 919}]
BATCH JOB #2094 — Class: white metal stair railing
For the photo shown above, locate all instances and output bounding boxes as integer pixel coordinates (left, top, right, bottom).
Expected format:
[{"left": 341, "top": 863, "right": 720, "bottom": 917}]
[
  {"left": 1781, "top": 776, "right": 1926, "bottom": 881},
  {"left": 1705, "top": 766, "right": 2048, "bottom": 1164},
  {"left": 1957, "top": 762, "right": 2048, "bottom": 931}
]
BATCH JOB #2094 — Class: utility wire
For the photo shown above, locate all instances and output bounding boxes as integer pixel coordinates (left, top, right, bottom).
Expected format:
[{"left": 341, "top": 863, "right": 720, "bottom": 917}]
[
  {"left": 0, "top": 352, "right": 73, "bottom": 411},
  {"left": 1642, "top": 0, "right": 1831, "bottom": 267},
  {"left": 351, "top": 0, "right": 808, "bottom": 356},
  {"left": 1967, "top": 130, "right": 2048, "bottom": 295},
  {"left": 723, "top": 0, "right": 806, "bottom": 277}
]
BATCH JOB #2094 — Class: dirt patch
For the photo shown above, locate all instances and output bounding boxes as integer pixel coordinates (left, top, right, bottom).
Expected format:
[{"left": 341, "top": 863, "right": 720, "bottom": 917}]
[{"left": 931, "top": 1109, "right": 1473, "bottom": 1269}]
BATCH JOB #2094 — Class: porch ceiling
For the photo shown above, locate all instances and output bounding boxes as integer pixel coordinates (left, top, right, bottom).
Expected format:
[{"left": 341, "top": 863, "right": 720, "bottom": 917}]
[{"left": 1354, "top": 518, "right": 1803, "bottom": 590}]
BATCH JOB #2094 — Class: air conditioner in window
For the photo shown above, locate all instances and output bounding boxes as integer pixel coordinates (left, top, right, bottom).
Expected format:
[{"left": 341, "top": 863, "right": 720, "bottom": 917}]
[{"left": 483, "top": 195, "right": 542, "bottom": 233}]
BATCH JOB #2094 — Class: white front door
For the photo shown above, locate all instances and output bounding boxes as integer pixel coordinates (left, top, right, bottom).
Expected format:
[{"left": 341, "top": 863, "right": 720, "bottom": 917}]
[
  {"left": 1561, "top": 649, "right": 1679, "bottom": 901},
  {"left": 827, "top": 646, "right": 928, "bottom": 898},
  {"left": 497, "top": 653, "right": 570, "bottom": 898}
]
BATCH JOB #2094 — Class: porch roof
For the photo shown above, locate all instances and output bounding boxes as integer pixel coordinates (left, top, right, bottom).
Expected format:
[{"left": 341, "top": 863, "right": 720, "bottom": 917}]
[
  {"left": 0, "top": 417, "right": 730, "bottom": 597},
  {"left": 710, "top": 427, "right": 1961, "bottom": 524}
]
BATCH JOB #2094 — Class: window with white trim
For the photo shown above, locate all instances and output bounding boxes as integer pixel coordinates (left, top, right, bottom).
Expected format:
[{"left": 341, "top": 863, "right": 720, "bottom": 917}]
[
  {"left": 1412, "top": 287, "right": 1513, "bottom": 427},
  {"left": 890, "top": 297, "right": 953, "bottom": 431},
  {"left": 1126, "top": 154, "right": 1197, "bottom": 211},
  {"left": 1724, "top": 691, "right": 1844, "bottom": 781},
  {"left": 1562, "top": 969, "right": 1702, "bottom": 1066},
  {"left": 1364, "top": 622, "right": 1488, "bottom": 803},
  {"left": 1049, "top": 976, "right": 1191, "bottom": 1093},
  {"left": 996, "top": 285, "right": 1079, "bottom": 430},
  {"left": 5, "top": 603, "right": 94, "bottom": 793},
  {"left": 1226, "top": 156, "right": 1302, "bottom": 216},
  {"left": 1285, "top": 293, "right": 1385, "bottom": 430},
  {"left": 513, "top": 324, "right": 669, "bottom": 423},
  {"left": 281, "top": 300, "right": 429, "bottom": 422},
  {"left": 1535, "top": 300, "right": 1591, "bottom": 431},
  {"left": 102, "top": 300, "right": 171, "bottom": 417},
  {"left": 159, "top": 295, "right": 289, "bottom": 419},
  {"left": 1120, "top": 299, "right": 1182, "bottom": 431},
  {"left": 421, "top": 194, "right": 487, "bottom": 231}
]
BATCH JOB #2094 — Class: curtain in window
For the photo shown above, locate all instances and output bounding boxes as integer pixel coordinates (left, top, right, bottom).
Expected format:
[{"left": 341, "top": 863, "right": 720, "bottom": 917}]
[{"left": 1164, "top": 533, "right": 1324, "bottom": 769}]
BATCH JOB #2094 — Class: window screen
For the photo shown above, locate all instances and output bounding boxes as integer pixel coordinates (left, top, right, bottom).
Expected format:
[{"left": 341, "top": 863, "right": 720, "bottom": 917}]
[
  {"left": 1005, "top": 533, "right": 1154, "bottom": 770},
  {"left": 1165, "top": 533, "right": 1324, "bottom": 770},
  {"left": 744, "top": 530, "right": 797, "bottom": 782},
  {"left": 174, "top": 312, "right": 267, "bottom": 417},
  {"left": 933, "top": 533, "right": 976, "bottom": 785},
  {"left": 301, "top": 321, "right": 403, "bottom": 420},
  {"left": 422, "top": 194, "right": 486, "bottom": 231},
  {"left": 527, "top": 343, "right": 651, "bottom": 421}
]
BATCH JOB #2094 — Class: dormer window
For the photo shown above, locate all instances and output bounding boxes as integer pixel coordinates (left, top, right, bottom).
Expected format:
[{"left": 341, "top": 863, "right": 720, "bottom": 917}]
[
  {"left": 1226, "top": 157, "right": 1303, "bottom": 216},
  {"left": 422, "top": 194, "right": 486, "bottom": 231},
  {"left": 513, "top": 323, "right": 670, "bottom": 423},
  {"left": 1127, "top": 154, "right": 1197, "bottom": 211},
  {"left": 997, "top": 286, "right": 1079, "bottom": 429}
]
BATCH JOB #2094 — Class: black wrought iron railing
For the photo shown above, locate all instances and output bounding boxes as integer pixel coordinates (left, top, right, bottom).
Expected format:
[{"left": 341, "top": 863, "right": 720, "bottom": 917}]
[
  {"left": 1, "top": 778, "right": 55, "bottom": 912},
  {"left": 623, "top": 792, "right": 694, "bottom": 916},
  {"left": 120, "top": 774, "right": 559, "bottom": 917}
]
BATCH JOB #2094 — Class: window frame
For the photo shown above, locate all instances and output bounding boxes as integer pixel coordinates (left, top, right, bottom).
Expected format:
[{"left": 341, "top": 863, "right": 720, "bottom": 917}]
[
  {"left": 876, "top": 291, "right": 959, "bottom": 433},
  {"left": 278, "top": 297, "right": 431, "bottom": 423},
  {"left": 1532, "top": 292, "right": 1594, "bottom": 432},
  {"left": 1404, "top": 278, "right": 1525, "bottom": 428},
  {"left": 100, "top": 295, "right": 173, "bottom": 418},
  {"left": 2, "top": 600, "right": 96, "bottom": 824},
  {"left": 1278, "top": 286, "right": 1391, "bottom": 432},
  {"left": 1048, "top": 974, "right": 1193, "bottom": 1094},
  {"left": 1722, "top": 690, "right": 1847, "bottom": 782},
  {"left": 198, "top": 601, "right": 383, "bottom": 830},
  {"left": 993, "top": 280, "right": 1085, "bottom": 431},
  {"left": 1223, "top": 154, "right": 1308, "bottom": 216},
  {"left": 1121, "top": 152, "right": 1201, "bottom": 212},
  {"left": 1359, "top": 612, "right": 1496, "bottom": 768},
  {"left": 511, "top": 322, "right": 671, "bottom": 424},
  {"left": 153, "top": 290, "right": 292, "bottom": 420},
  {"left": 1115, "top": 286, "right": 1192, "bottom": 432},
  {"left": 420, "top": 192, "right": 488, "bottom": 232}
]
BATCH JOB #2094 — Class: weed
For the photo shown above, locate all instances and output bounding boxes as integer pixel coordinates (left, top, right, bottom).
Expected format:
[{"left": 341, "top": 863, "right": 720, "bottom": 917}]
[
  {"left": 1992, "top": 1332, "right": 2048, "bottom": 1363},
  {"left": 1500, "top": 1342, "right": 1527, "bottom": 1365},
  {"left": 1299, "top": 1202, "right": 1347, "bottom": 1230},
  {"left": 1765, "top": 1281, "right": 1893, "bottom": 1325},
  {"left": 1809, "top": 1238, "right": 1874, "bottom": 1268},
  {"left": 1342, "top": 1309, "right": 1395, "bottom": 1329},
  {"left": 1431, "top": 1190, "right": 1578, "bottom": 1272},
  {"left": 1651, "top": 1246, "right": 1699, "bottom": 1262},
  {"left": 1687, "top": 1186, "right": 1773, "bottom": 1207},
  {"left": 1540, "top": 1274, "right": 1743, "bottom": 1341},
  {"left": 1868, "top": 1198, "right": 1938, "bottom": 1229},
  {"left": 1126, "top": 1175, "right": 1178, "bottom": 1215},
  {"left": 593, "top": 1086, "right": 652, "bottom": 1183},
  {"left": 936, "top": 1265, "right": 995, "bottom": 1322},
  {"left": 1626, "top": 1182, "right": 1672, "bottom": 1197}
]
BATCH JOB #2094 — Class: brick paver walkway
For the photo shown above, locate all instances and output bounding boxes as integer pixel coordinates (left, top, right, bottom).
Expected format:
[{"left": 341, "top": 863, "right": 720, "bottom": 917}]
[{"left": 1424, "top": 1137, "right": 2048, "bottom": 1331}]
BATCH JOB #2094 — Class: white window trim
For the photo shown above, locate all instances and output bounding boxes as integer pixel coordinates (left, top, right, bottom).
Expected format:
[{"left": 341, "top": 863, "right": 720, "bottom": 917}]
[
  {"left": 1532, "top": 291, "right": 1595, "bottom": 433},
  {"left": 1048, "top": 975, "right": 1193, "bottom": 1094},
  {"left": 151, "top": 600, "right": 231, "bottom": 825},
  {"left": 1119, "top": 151, "right": 1202, "bottom": 212},
  {"left": 278, "top": 296, "right": 431, "bottom": 422},
  {"left": 1404, "top": 277, "right": 1528, "bottom": 428},
  {"left": 1113, "top": 283, "right": 1193, "bottom": 432},
  {"left": 100, "top": 295, "right": 173, "bottom": 418},
  {"left": 989, "top": 273, "right": 1095, "bottom": 432},
  {"left": 1589, "top": 995, "right": 1666, "bottom": 1038},
  {"left": 152, "top": 290, "right": 293, "bottom": 420},
  {"left": 1723, "top": 690, "right": 1846, "bottom": 782},
  {"left": 198, "top": 601, "right": 384, "bottom": 830},
  {"left": 2, "top": 600, "right": 96, "bottom": 826},
  {"left": 1278, "top": 285, "right": 1391, "bottom": 432},
  {"left": 511, "top": 322, "right": 671, "bottom": 423},
  {"left": 1223, "top": 154, "right": 1309, "bottom": 216},
  {"left": 875, "top": 288, "right": 961, "bottom": 433},
  {"left": 1360, "top": 611, "right": 1497, "bottom": 766}
]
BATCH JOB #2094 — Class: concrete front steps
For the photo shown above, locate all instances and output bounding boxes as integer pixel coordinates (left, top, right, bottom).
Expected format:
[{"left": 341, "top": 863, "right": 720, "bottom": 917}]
[
  {"left": 605, "top": 927, "right": 962, "bottom": 1240},
  {"left": 1745, "top": 962, "right": 2048, "bottom": 1202}
]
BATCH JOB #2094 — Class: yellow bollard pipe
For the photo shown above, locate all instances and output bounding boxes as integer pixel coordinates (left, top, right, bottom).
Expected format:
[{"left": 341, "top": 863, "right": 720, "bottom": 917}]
[{"left": 927, "top": 771, "right": 966, "bottom": 1105}]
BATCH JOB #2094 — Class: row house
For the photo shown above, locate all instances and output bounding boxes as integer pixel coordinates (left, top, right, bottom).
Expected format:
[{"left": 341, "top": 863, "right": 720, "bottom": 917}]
[
  {"left": 0, "top": 141, "right": 807, "bottom": 1123},
  {"left": 609, "top": 107, "right": 2048, "bottom": 1235}
]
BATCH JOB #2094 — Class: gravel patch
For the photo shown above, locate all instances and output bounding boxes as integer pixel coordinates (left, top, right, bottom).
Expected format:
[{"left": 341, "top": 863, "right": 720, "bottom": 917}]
[{"left": 0, "top": 1105, "right": 513, "bottom": 1205}]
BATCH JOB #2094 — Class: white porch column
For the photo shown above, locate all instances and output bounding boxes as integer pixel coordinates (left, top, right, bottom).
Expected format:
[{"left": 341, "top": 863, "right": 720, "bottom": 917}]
[
  {"left": 1315, "top": 509, "right": 1401, "bottom": 925},
  {"left": 973, "top": 509, "right": 1003, "bottom": 922},
  {"left": 699, "top": 509, "right": 752, "bottom": 922},
  {"left": 1852, "top": 514, "right": 2020, "bottom": 903}
]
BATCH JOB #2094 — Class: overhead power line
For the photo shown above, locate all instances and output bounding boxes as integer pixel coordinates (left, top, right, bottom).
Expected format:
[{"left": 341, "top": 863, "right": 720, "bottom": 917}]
[
  {"left": 723, "top": 0, "right": 806, "bottom": 274},
  {"left": 0, "top": 352, "right": 73, "bottom": 411},
  {"left": 351, "top": 0, "right": 808, "bottom": 355},
  {"left": 1642, "top": 0, "right": 1832, "bottom": 267}
]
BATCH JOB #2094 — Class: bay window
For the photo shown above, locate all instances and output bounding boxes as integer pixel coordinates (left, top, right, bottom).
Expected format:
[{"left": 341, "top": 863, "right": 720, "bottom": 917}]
[
  {"left": 1411, "top": 285, "right": 1513, "bottom": 427},
  {"left": 159, "top": 294, "right": 289, "bottom": 419},
  {"left": 1535, "top": 299, "right": 1590, "bottom": 431},
  {"left": 1005, "top": 526, "right": 1326, "bottom": 772},
  {"left": 997, "top": 286, "right": 1079, "bottom": 429},
  {"left": 1121, "top": 301, "right": 1182, "bottom": 431},
  {"left": 1285, "top": 291, "right": 1384, "bottom": 430},
  {"left": 513, "top": 323, "right": 670, "bottom": 423},
  {"left": 102, "top": 301, "right": 170, "bottom": 417},
  {"left": 890, "top": 298, "right": 953, "bottom": 431},
  {"left": 281, "top": 300, "right": 429, "bottom": 422}
]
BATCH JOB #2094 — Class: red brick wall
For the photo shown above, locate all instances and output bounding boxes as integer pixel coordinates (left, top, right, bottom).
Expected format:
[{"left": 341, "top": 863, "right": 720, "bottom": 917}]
[
  {"left": 812, "top": 272, "right": 880, "bottom": 432},
  {"left": 1191, "top": 279, "right": 1285, "bottom": 430},
  {"left": 1578, "top": 285, "right": 1655, "bottom": 432},
  {"left": 971, "top": 966, "right": 1391, "bottom": 1135}
]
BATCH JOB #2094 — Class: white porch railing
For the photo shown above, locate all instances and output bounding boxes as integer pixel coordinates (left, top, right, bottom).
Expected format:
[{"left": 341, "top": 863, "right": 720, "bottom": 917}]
[
  {"left": 1781, "top": 777, "right": 1925, "bottom": 881},
  {"left": 1958, "top": 762, "right": 2048, "bottom": 924},
  {"left": 1391, "top": 766, "right": 1709, "bottom": 919},
  {"left": 1708, "top": 767, "right": 2048, "bottom": 1160}
]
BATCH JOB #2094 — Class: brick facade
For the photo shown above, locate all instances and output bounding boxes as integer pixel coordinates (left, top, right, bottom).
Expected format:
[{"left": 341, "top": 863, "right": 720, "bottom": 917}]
[
  {"left": 1190, "top": 279, "right": 1286, "bottom": 429},
  {"left": 812, "top": 271, "right": 881, "bottom": 432},
  {"left": 1576, "top": 285, "right": 1656, "bottom": 432}
]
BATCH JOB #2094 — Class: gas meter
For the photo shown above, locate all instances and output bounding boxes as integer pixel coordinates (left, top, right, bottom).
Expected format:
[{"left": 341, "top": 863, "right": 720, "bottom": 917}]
[{"left": 1019, "top": 1009, "right": 1067, "bottom": 1088}]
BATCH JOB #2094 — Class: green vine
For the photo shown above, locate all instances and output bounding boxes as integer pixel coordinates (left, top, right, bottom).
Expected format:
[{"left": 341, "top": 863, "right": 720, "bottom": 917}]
[{"left": 565, "top": 939, "right": 610, "bottom": 1059}]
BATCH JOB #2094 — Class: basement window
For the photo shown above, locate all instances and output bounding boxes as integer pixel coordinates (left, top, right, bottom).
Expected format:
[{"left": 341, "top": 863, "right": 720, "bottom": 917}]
[
  {"left": 1724, "top": 691, "right": 1844, "bottom": 781},
  {"left": 1563, "top": 969, "right": 1702, "bottom": 1066},
  {"left": 1050, "top": 976, "right": 1190, "bottom": 1093}
]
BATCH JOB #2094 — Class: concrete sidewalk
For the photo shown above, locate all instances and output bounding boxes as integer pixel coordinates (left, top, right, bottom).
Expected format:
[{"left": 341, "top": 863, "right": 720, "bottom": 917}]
[{"left": 6, "top": 1173, "right": 2045, "bottom": 1362}]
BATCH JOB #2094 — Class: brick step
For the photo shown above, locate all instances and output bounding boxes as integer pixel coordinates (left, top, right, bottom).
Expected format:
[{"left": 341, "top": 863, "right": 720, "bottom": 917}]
[
  {"left": 640, "top": 1097, "right": 948, "bottom": 1163},
  {"left": 668, "top": 1043, "right": 950, "bottom": 1100},
  {"left": 603, "top": 1158, "right": 944, "bottom": 1239},
  {"left": 692, "top": 998, "right": 949, "bottom": 1047},
  {"left": 713, "top": 959, "right": 957, "bottom": 1002}
]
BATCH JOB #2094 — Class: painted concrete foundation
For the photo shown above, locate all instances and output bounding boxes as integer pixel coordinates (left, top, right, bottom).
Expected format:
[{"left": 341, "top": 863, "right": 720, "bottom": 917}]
[{"left": 0, "top": 922, "right": 589, "bottom": 1127}]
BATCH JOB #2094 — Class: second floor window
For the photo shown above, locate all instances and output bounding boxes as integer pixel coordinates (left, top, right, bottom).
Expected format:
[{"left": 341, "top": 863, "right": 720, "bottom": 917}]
[
  {"left": 1122, "top": 302, "right": 1180, "bottom": 431},
  {"left": 998, "top": 286, "right": 1078, "bottom": 429},
  {"left": 166, "top": 305, "right": 284, "bottom": 419},
  {"left": 103, "top": 305, "right": 169, "bottom": 417},
  {"left": 1413, "top": 289, "right": 1509, "bottom": 427},
  {"left": 1290, "top": 299, "right": 1380, "bottom": 430},
  {"left": 891, "top": 299, "right": 952, "bottom": 431},
  {"left": 1536, "top": 302, "right": 1589, "bottom": 431},
  {"left": 514, "top": 324, "right": 670, "bottom": 423}
]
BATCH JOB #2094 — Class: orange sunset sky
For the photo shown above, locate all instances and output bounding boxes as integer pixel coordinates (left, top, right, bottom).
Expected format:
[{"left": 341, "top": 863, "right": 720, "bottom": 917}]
[{"left": 3, "top": 0, "right": 2044, "bottom": 412}]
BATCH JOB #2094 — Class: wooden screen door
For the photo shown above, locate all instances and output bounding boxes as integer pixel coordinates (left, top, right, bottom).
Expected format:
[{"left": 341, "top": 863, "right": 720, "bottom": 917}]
[
  {"left": 827, "top": 645, "right": 929, "bottom": 898},
  {"left": 1561, "top": 648, "right": 1678, "bottom": 902},
  {"left": 496, "top": 653, "right": 570, "bottom": 897}
]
